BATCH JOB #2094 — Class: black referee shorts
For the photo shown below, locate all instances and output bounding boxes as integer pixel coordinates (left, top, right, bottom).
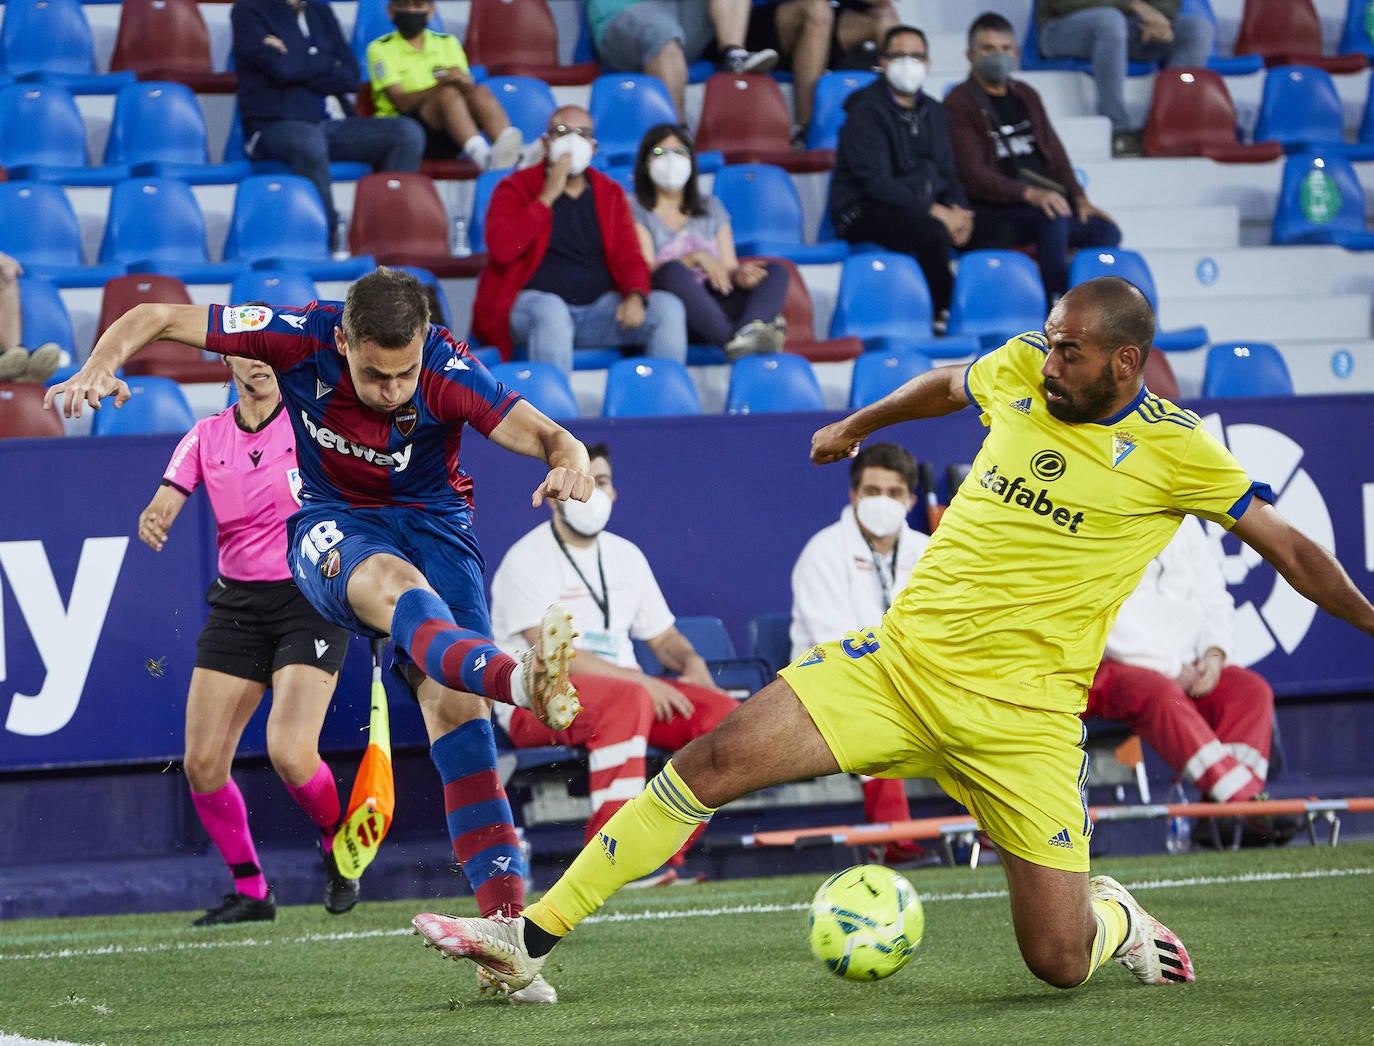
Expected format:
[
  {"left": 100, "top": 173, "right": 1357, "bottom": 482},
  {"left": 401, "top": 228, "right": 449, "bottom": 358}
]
[{"left": 196, "top": 577, "right": 351, "bottom": 684}]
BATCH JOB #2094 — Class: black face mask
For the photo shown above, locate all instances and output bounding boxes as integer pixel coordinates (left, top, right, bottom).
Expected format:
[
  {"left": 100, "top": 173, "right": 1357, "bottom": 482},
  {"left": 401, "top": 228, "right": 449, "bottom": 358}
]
[{"left": 393, "top": 11, "right": 428, "bottom": 38}]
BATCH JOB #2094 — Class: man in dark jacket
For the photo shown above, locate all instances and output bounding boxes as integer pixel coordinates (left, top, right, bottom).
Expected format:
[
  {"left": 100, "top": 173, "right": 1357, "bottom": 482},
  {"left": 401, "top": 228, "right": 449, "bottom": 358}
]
[
  {"left": 232, "top": 0, "right": 424, "bottom": 248},
  {"left": 827, "top": 25, "right": 1003, "bottom": 318},
  {"left": 947, "top": 12, "right": 1119, "bottom": 304}
]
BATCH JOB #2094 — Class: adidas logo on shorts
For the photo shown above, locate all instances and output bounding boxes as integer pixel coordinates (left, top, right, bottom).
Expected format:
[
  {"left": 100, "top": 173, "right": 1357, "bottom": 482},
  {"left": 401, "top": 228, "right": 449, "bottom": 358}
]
[{"left": 1048, "top": 828, "right": 1073, "bottom": 849}]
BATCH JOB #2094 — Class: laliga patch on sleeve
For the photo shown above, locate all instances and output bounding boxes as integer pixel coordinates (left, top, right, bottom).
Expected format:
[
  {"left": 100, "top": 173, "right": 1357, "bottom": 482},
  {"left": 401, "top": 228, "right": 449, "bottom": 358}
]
[{"left": 223, "top": 305, "right": 274, "bottom": 333}]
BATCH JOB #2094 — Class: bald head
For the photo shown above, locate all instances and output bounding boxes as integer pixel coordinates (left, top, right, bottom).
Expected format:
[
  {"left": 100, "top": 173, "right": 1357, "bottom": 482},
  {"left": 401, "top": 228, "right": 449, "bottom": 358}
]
[
  {"left": 548, "top": 105, "right": 594, "bottom": 136},
  {"left": 1056, "top": 276, "right": 1155, "bottom": 361}
]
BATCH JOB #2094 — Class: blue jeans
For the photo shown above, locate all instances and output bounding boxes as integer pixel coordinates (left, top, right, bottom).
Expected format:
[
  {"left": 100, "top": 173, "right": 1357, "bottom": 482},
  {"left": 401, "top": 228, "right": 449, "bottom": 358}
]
[
  {"left": 1039, "top": 8, "right": 1214, "bottom": 131},
  {"left": 509, "top": 289, "right": 688, "bottom": 372},
  {"left": 251, "top": 116, "right": 425, "bottom": 232}
]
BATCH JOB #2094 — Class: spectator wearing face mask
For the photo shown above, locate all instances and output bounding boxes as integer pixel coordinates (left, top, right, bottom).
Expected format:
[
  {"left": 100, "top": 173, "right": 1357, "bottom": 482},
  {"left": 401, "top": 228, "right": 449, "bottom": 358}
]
[
  {"left": 789, "top": 441, "right": 931, "bottom": 866},
  {"left": 471, "top": 106, "right": 689, "bottom": 370},
  {"left": 827, "top": 25, "right": 1009, "bottom": 322},
  {"left": 628, "top": 124, "right": 790, "bottom": 359},
  {"left": 946, "top": 11, "right": 1120, "bottom": 305},
  {"left": 489, "top": 442, "right": 738, "bottom": 885}
]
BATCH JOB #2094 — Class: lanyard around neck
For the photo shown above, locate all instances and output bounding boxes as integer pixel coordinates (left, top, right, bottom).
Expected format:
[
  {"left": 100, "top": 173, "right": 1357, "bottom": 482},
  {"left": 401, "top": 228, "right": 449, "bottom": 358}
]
[
  {"left": 552, "top": 523, "right": 610, "bottom": 628},
  {"left": 864, "top": 533, "right": 900, "bottom": 612}
]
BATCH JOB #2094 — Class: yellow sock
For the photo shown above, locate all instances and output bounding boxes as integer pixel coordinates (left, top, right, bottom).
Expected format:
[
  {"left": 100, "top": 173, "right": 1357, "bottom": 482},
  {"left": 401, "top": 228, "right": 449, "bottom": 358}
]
[
  {"left": 1082, "top": 898, "right": 1129, "bottom": 982},
  {"left": 525, "top": 761, "right": 716, "bottom": 938}
]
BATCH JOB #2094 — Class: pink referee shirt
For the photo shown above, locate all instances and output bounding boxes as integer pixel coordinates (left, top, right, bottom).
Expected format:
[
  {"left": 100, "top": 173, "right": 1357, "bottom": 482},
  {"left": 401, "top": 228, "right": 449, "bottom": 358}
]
[{"left": 162, "top": 404, "right": 301, "bottom": 582}]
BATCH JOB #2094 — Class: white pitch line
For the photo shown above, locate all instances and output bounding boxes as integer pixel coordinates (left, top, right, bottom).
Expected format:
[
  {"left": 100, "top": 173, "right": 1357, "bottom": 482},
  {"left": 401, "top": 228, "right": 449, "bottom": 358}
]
[{"left": 1, "top": 866, "right": 1369, "bottom": 963}]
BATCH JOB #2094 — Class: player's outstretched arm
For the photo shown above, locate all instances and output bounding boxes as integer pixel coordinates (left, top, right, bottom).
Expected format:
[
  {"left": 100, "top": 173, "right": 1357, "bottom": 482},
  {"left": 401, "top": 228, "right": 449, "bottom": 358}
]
[
  {"left": 45, "top": 303, "right": 211, "bottom": 418},
  {"left": 487, "top": 399, "right": 595, "bottom": 506},
  {"left": 137, "top": 485, "right": 189, "bottom": 553},
  {"left": 811, "top": 363, "right": 971, "bottom": 465},
  {"left": 1232, "top": 499, "right": 1374, "bottom": 638}
]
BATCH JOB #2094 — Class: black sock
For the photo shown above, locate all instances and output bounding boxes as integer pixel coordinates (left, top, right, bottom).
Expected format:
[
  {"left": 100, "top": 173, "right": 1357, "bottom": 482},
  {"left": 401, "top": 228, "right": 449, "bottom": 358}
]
[{"left": 522, "top": 919, "right": 559, "bottom": 958}]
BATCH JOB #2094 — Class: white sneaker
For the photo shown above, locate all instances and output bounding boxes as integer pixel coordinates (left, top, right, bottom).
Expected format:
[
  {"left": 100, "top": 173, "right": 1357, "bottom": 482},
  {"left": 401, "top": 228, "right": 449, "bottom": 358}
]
[
  {"left": 1090, "top": 875, "right": 1195, "bottom": 985},
  {"left": 490, "top": 126, "right": 523, "bottom": 170},
  {"left": 412, "top": 912, "right": 544, "bottom": 992},
  {"left": 623, "top": 867, "right": 679, "bottom": 890},
  {"left": 477, "top": 967, "right": 558, "bottom": 1004},
  {"left": 518, "top": 604, "right": 581, "bottom": 730}
]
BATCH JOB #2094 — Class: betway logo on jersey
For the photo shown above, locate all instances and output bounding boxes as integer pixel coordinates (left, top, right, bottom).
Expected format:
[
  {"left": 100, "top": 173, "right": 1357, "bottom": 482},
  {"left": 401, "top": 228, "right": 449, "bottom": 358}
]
[
  {"left": 299, "top": 410, "right": 413, "bottom": 471},
  {"left": 979, "top": 465, "right": 1086, "bottom": 533}
]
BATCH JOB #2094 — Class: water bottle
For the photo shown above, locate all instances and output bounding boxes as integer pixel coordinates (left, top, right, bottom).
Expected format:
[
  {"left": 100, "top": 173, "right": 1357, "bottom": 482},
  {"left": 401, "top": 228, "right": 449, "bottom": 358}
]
[
  {"left": 515, "top": 827, "right": 534, "bottom": 892},
  {"left": 1165, "top": 815, "right": 1192, "bottom": 854},
  {"left": 332, "top": 217, "right": 350, "bottom": 261},
  {"left": 451, "top": 215, "right": 471, "bottom": 257}
]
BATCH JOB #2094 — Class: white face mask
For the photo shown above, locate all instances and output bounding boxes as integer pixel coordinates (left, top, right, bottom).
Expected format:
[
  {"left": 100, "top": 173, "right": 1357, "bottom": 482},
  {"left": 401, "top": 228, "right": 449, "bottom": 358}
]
[
  {"left": 648, "top": 152, "right": 693, "bottom": 192},
  {"left": 561, "top": 486, "right": 612, "bottom": 537},
  {"left": 855, "top": 495, "right": 909, "bottom": 539},
  {"left": 884, "top": 56, "right": 928, "bottom": 97},
  {"left": 548, "top": 133, "right": 594, "bottom": 175}
]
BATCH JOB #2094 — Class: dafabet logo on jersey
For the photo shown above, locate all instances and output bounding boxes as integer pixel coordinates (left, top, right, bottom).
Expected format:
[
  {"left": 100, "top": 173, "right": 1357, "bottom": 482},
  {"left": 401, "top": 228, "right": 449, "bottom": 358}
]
[
  {"left": 979, "top": 458, "right": 1086, "bottom": 533},
  {"left": 222, "top": 305, "right": 273, "bottom": 333}
]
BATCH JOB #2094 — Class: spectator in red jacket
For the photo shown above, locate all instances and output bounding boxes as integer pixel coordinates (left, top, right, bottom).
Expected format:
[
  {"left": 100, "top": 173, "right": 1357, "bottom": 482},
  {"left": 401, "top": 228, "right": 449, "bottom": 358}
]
[
  {"left": 945, "top": 12, "right": 1119, "bottom": 305},
  {"left": 471, "top": 106, "right": 688, "bottom": 371}
]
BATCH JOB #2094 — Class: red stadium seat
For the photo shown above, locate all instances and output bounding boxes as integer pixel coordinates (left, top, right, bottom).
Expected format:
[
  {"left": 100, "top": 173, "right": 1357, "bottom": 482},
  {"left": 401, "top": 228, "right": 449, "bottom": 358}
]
[
  {"left": 100, "top": 274, "right": 229, "bottom": 384},
  {"left": 694, "top": 74, "right": 835, "bottom": 174},
  {"left": 110, "top": 0, "right": 239, "bottom": 93},
  {"left": 464, "top": 0, "right": 600, "bottom": 86},
  {"left": 1234, "top": 0, "right": 1368, "bottom": 74},
  {"left": 1142, "top": 69, "right": 1285, "bottom": 162},
  {"left": 747, "top": 256, "right": 863, "bottom": 363},
  {"left": 348, "top": 172, "right": 487, "bottom": 277},
  {"left": 0, "top": 381, "right": 64, "bottom": 438},
  {"left": 1144, "top": 349, "right": 1181, "bottom": 400}
]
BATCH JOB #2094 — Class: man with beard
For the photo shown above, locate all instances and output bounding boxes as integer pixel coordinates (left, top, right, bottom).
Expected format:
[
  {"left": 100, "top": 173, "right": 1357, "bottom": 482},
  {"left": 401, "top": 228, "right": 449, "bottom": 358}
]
[{"left": 412, "top": 276, "right": 1374, "bottom": 994}]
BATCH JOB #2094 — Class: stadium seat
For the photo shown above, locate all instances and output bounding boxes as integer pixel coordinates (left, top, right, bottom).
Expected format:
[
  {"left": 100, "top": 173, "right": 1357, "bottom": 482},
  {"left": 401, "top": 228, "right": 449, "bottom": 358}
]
[
  {"left": 0, "top": 83, "right": 131, "bottom": 185},
  {"left": 711, "top": 165, "right": 847, "bottom": 264},
  {"left": 488, "top": 361, "right": 580, "bottom": 418},
  {"left": 104, "top": 82, "right": 255, "bottom": 184},
  {"left": 1234, "top": 0, "right": 1368, "bottom": 73},
  {"left": 352, "top": 0, "right": 443, "bottom": 77},
  {"left": 1270, "top": 152, "right": 1374, "bottom": 249},
  {"left": 945, "top": 250, "right": 1047, "bottom": 350},
  {"left": 0, "top": 0, "right": 136, "bottom": 92},
  {"left": 1142, "top": 69, "right": 1285, "bottom": 162},
  {"left": 725, "top": 352, "right": 825, "bottom": 414},
  {"left": 466, "top": 168, "right": 507, "bottom": 254},
  {"left": 1254, "top": 66, "right": 1374, "bottom": 159},
  {"left": 463, "top": 0, "right": 599, "bottom": 85},
  {"left": 1021, "top": 0, "right": 1156, "bottom": 75},
  {"left": 222, "top": 174, "right": 376, "bottom": 280},
  {"left": 1341, "top": 0, "right": 1374, "bottom": 58},
  {"left": 748, "top": 611, "right": 792, "bottom": 675},
  {"left": 0, "top": 182, "right": 124, "bottom": 288},
  {"left": 806, "top": 70, "right": 877, "bottom": 151},
  {"left": 829, "top": 252, "right": 979, "bottom": 357},
  {"left": 1066, "top": 249, "right": 1209, "bottom": 351},
  {"left": 469, "top": 346, "right": 502, "bottom": 369},
  {"left": 848, "top": 348, "right": 934, "bottom": 410},
  {"left": 635, "top": 614, "right": 772, "bottom": 692},
  {"left": 18, "top": 277, "right": 75, "bottom": 359},
  {"left": 601, "top": 357, "right": 701, "bottom": 417},
  {"left": 91, "top": 374, "right": 196, "bottom": 435},
  {"left": 753, "top": 255, "right": 862, "bottom": 363},
  {"left": 0, "top": 381, "right": 64, "bottom": 438},
  {"left": 109, "top": 0, "right": 238, "bottom": 93},
  {"left": 1143, "top": 348, "right": 1181, "bottom": 399},
  {"left": 348, "top": 172, "right": 487, "bottom": 277},
  {"left": 485, "top": 76, "right": 559, "bottom": 146},
  {"left": 1178, "top": 0, "right": 1264, "bottom": 74},
  {"left": 1201, "top": 342, "right": 1295, "bottom": 397},
  {"left": 694, "top": 74, "right": 835, "bottom": 173},
  {"left": 587, "top": 74, "right": 723, "bottom": 170},
  {"left": 99, "top": 177, "right": 248, "bottom": 283},
  {"left": 229, "top": 268, "right": 320, "bottom": 309},
  {"left": 98, "top": 273, "right": 229, "bottom": 384}
]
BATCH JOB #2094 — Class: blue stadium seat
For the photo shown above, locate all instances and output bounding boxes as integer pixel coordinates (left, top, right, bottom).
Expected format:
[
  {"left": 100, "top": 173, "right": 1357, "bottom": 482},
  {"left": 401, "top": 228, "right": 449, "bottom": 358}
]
[
  {"left": 0, "top": 0, "right": 136, "bottom": 92},
  {"left": 1201, "top": 342, "right": 1295, "bottom": 398},
  {"left": 711, "top": 164, "right": 847, "bottom": 264},
  {"left": 395, "top": 266, "right": 454, "bottom": 327},
  {"left": 0, "top": 83, "right": 130, "bottom": 184},
  {"left": 222, "top": 174, "right": 376, "bottom": 280},
  {"left": 0, "top": 182, "right": 124, "bottom": 287},
  {"left": 91, "top": 375, "right": 196, "bottom": 435},
  {"left": 830, "top": 252, "right": 979, "bottom": 357},
  {"left": 99, "top": 177, "right": 247, "bottom": 283},
  {"left": 488, "top": 361, "right": 580, "bottom": 418},
  {"left": 1178, "top": 0, "right": 1265, "bottom": 74},
  {"left": 1255, "top": 66, "right": 1374, "bottom": 159},
  {"left": 485, "top": 76, "right": 559, "bottom": 146},
  {"left": 469, "top": 346, "right": 503, "bottom": 369},
  {"left": 635, "top": 614, "right": 771, "bottom": 692},
  {"left": 601, "top": 357, "right": 702, "bottom": 417},
  {"left": 1271, "top": 152, "right": 1374, "bottom": 249},
  {"left": 19, "top": 277, "right": 75, "bottom": 358},
  {"left": 229, "top": 268, "right": 320, "bottom": 308},
  {"left": 467, "top": 168, "right": 507, "bottom": 254},
  {"left": 848, "top": 348, "right": 933, "bottom": 410},
  {"left": 1066, "top": 248, "right": 1208, "bottom": 351},
  {"left": 946, "top": 250, "right": 1047, "bottom": 349},
  {"left": 104, "top": 82, "right": 255, "bottom": 184},
  {"left": 725, "top": 353, "right": 825, "bottom": 414},
  {"left": 1341, "top": 0, "right": 1374, "bottom": 58},
  {"left": 806, "top": 70, "right": 876, "bottom": 150},
  {"left": 748, "top": 611, "right": 792, "bottom": 676},
  {"left": 589, "top": 73, "right": 725, "bottom": 170}
]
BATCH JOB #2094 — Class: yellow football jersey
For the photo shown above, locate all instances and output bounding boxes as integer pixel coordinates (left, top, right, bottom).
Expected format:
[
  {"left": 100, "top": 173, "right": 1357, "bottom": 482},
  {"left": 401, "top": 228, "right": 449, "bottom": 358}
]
[
  {"left": 367, "top": 30, "right": 469, "bottom": 118},
  {"left": 885, "top": 332, "right": 1270, "bottom": 714}
]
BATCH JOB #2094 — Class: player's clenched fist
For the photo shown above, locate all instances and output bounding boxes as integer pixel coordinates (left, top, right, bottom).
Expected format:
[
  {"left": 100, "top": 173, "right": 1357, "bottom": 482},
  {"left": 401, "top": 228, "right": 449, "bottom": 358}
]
[{"left": 532, "top": 465, "right": 595, "bottom": 507}]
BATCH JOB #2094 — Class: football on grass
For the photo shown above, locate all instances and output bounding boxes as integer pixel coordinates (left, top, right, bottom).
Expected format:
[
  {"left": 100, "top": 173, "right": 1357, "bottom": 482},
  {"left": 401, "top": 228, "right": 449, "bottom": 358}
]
[{"left": 808, "top": 864, "right": 922, "bottom": 981}]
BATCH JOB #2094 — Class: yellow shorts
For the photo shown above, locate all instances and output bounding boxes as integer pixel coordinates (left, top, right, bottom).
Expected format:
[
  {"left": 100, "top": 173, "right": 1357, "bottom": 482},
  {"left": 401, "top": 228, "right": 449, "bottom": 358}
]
[{"left": 779, "top": 627, "right": 1092, "bottom": 872}]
